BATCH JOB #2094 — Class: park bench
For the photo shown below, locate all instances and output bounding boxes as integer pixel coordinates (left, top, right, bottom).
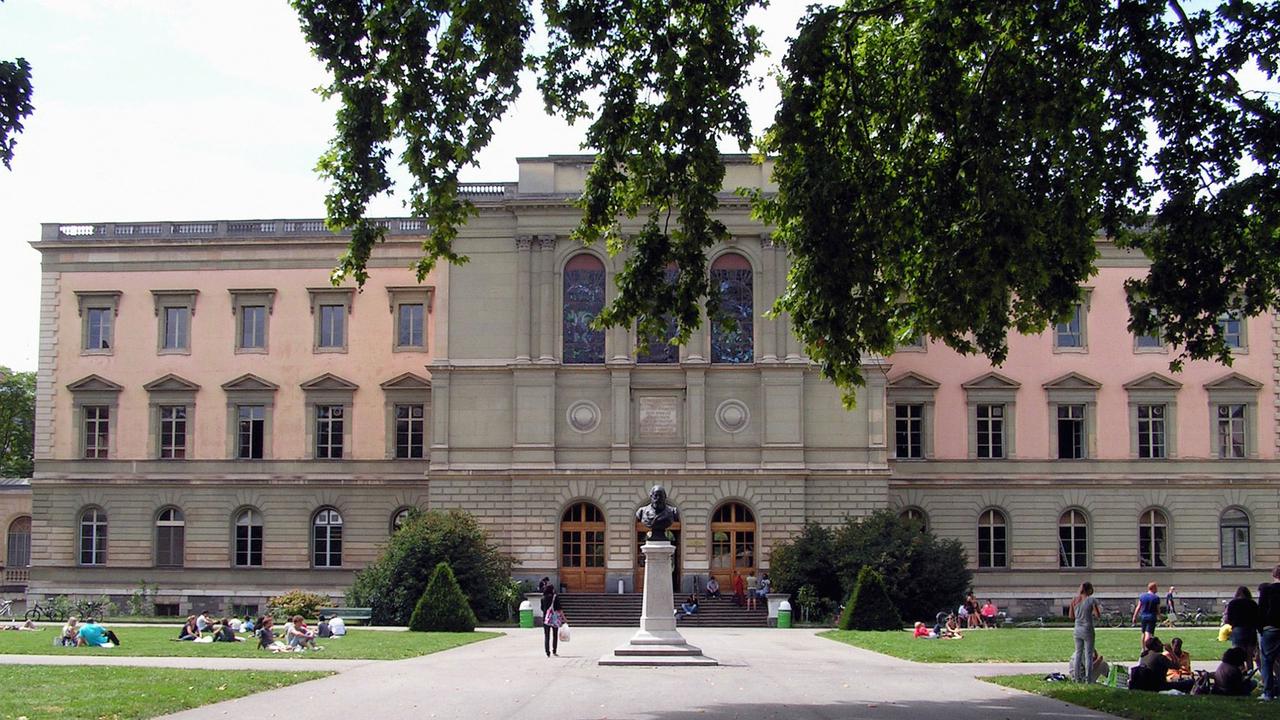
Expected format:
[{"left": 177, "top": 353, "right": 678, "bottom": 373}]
[{"left": 319, "top": 607, "right": 372, "bottom": 623}]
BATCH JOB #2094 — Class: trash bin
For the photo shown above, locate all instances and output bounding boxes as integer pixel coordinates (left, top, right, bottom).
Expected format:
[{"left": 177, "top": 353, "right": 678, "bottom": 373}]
[
  {"left": 519, "top": 600, "right": 534, "bottom": 629},
  {"left": 778, "top": 600, "right": 792, "bottom": 629}
]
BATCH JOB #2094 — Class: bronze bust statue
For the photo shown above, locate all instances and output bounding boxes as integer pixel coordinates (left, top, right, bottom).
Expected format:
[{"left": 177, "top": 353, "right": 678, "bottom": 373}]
[{"left": 636, "top": 485, "right": 679, "bottom": 539}]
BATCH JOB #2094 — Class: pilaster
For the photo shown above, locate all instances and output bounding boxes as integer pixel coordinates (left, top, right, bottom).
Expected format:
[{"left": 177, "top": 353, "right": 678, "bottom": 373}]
[
  {"left": 515, "top": 235, "right": 533, "bottom": 362},
  {"left": 761, "top": 367, "right": 805, "bottom": 467},
  {"left": 610, "top": 368, "right": 631, "bottom": 467},
  {"left": 537, "top": 235, "right": 556, "bottom": 362},
  {"left": 685, "top": 367, "right": 706, "bottom": 467},
  {"left": 428, "top": 366, "right": 451, "bottom": 469}
]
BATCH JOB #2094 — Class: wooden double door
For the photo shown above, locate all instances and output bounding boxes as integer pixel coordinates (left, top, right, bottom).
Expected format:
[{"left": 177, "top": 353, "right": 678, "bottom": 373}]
[
  {"left": 709, "top": 502, "right": 757, "bottom": 590},
  {"left": 560, "top": 502, "right": 606, "bottom": 592}
]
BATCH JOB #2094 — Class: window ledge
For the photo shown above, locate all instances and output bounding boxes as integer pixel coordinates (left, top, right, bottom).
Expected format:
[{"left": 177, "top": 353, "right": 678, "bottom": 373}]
[
  {"left": 314, "top": 347, "right": 348, "bottom": 354},
  {"left": 1052, "top": 346, "right": 1088, "bottom": 354},
  {"left": 157, "top": 349, "right": 191, "bottom": 356},
  {"left": 235, "top": 347, "right": 269, "bottom": 355}
]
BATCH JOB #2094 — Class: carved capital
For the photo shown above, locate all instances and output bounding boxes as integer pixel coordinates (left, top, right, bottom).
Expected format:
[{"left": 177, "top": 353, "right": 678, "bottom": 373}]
[
  {"left": 536, "top": 234, "right": 558, "bottom": 251},
  {"left": 759, "top": 233, "right": 775, "bottom": 249},
  {"left": 515, "top": 234, "right": 534, "bottom": 251}
]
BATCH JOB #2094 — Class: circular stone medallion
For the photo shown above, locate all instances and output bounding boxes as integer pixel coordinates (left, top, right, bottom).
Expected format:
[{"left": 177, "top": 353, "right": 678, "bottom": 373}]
[
  {"left": 566, "top": 400, "right": 601, "bottom": 433},
  {"left": 715, "top": 399, "right": 751, "bottom": 434}
]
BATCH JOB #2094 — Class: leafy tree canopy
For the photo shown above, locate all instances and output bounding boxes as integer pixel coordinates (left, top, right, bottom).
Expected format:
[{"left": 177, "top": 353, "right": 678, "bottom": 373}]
[
  {"left": 0, "top": 0, "right": 34, "bottom": 170},
  {"left": 0, "top": 367, "right": 35, "bottom": 478},
  {"left": 294, "top": 0, "right": 1279, "bottom": 398}
]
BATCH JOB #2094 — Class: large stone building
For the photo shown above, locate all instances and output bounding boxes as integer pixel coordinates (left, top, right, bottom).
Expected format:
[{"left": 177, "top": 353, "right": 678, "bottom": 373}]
[{"left": 29, "top": 155, "right": 1279, "bottom": 615}]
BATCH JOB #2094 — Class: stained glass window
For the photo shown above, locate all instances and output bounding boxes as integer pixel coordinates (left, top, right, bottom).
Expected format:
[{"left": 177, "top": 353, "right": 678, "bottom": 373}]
[
  {"left": 638, "top": 265, "right": 679, "bottom": 363},
  {"left": 710, "top": 253, "right": 753, "bottom": 364},
  {"left": 563, "top": 254, "right": 606, "bottom": 364}
]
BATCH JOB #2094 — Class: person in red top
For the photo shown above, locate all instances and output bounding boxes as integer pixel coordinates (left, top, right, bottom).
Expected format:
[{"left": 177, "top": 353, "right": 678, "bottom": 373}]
[
  {"left": 732, "top": 571, "right": 746, "bottom": 607},
  {"left": 913, "top": 622, "right": 932, "bottom": 638}
]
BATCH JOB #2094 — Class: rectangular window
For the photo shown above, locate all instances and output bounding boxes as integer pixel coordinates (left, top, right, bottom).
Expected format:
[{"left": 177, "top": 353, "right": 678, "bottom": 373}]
[
  {"left": 397, "top": 303, "right": 425, "bottom": 348},
  {"left": 318, "top": 305, "right": 345, "bottom": 348},
  {"left": 83, "top": 405, "right": 110, "bottom": 459},
  {"left": 1136, "top": 404, "right": 1166, "bottom": 459},
  {"left": 1139, "top": 524, "right": 1168, "bottom": 568},
  {"left": 316, "top": 405, "right": 344, "bottom": 459},
  {"left": 235, "top": 524, "right": 263, "bottom": 567},
  {"left": 1135, "top": 332, "right": 1162, "bottom": 349},
  {"left": 156, "top": 525, "right": 184, "bottom": 568},
  {"left": 1217, "top": 404, "right": 1246, "bottom": 458},
  {"left": 240, "top": 305, "right": 266, "bottom": 349},
  {"left": 237, "top": 405, "right": 265, "bottom": 460},
  {"left": 1054, "top": 304, "right": 1084, "bottom": 348},
  {"left": 1056, "top": 404, "right": 1084, "bottom": 459},
  {"left": 162, "top": 306, "right": 189, "bottom": 350},
  {"left": 395, "top": 404, "right": 425, "bottom": 459},
  {"left": 159, "top": 405, "right": 187, "bottom": 459},
  {"left": 894, "top": 404, "right": 923, "bottom": 459},
  {"left": 86, "top": 307, "right": 112, "bottom": 350},
  {"left": 1221, "top": 526, "right": 1250, "bottom": 568},
  {"left": 1218, "top": 312, "right": 1243, "bottom": 349},
  {"left": 976, "top": 404, "right": 1004, "bottom": 459}
]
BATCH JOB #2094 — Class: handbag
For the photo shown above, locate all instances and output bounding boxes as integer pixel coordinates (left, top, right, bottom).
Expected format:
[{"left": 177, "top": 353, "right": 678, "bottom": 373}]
[
  {"left": 558, "top": 623, "right": 571, "bottom": 642},
  {"left": 545, "top": 608, "right": 564, "bottom": 628}
]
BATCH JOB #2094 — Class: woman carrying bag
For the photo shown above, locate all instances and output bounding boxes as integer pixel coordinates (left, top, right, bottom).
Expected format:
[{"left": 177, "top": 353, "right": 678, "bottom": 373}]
[{"left": 541, "top": 585, "right": 566, "bottom": 657}]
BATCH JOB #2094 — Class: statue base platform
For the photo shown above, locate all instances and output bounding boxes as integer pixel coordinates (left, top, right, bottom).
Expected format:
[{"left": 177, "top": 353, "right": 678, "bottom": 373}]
[{"left": 598, "top": 540, "right": 718, "bottom": 667}]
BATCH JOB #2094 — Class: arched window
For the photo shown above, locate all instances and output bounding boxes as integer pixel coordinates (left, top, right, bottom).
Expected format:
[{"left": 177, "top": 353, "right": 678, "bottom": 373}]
[
  {"left": 898, "top": 507, "right": 928, "bottom": 533},
  {"left": 1220, "top": 508, "right": 1250, "bottom": 568},
  {"left": 313, "top": 508, "right": 344, "bottom": 568},
  {"left": 391, "top": 506, "right": 414, "bottom": 534},
  {"left": 710, "top": 253, "right": 753, "bottom": 363},
  {"left": 5, "top": 516, "right": 30, "bottom": 569},
  {"left": 563, "top": 254, "right": 606, "bottom": 364},
  {"left": 1138, "top": 508, "right": 1168, "bottom": 568},
  {"left": 155, "top": 507, "right": 185, "bottom": 568},
  {"left": 79, "top": 508, "right": 107, "bottom": 566},
  {"left": 234, "top": 508, "right": 263, "bottom": 568},
  {"left": 710, "top": 502, "right": 756, "bottom": 588},
  {"left": 560, "top": 502, "right": 606, "bottom": 592},
  {"left": 977, "top": 509, "right": 1007, "bottom": 569},
  {"left": 1058, "top": 509, "right": 1088, "bottom": 568}
]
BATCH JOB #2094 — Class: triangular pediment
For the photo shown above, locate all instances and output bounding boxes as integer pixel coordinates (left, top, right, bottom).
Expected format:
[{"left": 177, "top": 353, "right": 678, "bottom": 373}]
[
  {"left": 1042, "top": 371, "right": 1101, "bottom": 390},
  {"left": 300, "top": 373, "right": 359, "bottom": 391},
  {"left": 221, "top": 373, "right": 279, "bottom": 392},
  {"left": 1204, "top": 372, "right": 1263, "bottom": 390},
  {"left": 143, "top": 373, "right": 201, "bottom": 393},
  {"left": 1122, "top": 372, "right": 1182, "bottom": 391},
  {"left": 380, "top": 372, "right": 431, "bottom": 390},
  {"left": 961, "top": 371, "right": 1021, "bottom": 390},
  {"left": 888, "top": 371, "right": 940, "bottom": 389},
  {"left": 66, "top": 374, "right": 123, "bottom": 393}
]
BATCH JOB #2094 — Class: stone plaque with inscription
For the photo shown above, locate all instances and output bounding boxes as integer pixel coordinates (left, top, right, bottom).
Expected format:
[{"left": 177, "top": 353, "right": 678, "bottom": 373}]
[{"left": 637, "top": 396, "right": 681, "bottom": 439}]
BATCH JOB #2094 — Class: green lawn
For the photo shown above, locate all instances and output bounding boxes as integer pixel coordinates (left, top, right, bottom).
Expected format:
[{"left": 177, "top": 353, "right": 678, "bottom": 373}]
[
  {"left": 0, "top": 626, "right": 500, "bottom": 660},
  {"left": 986, "top": 674, "right": 1267, "bottom": 720},
  {"left": 0, "top": 665, "right": 329, "bottom": 720},
  {"left": 820, "top": 627, "right": 1225, "bottom": 664}
]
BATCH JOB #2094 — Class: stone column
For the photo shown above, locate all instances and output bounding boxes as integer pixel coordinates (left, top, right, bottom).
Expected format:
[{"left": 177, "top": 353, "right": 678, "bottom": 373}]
[
  {"left": 760, "top": 234, "right": 779, "bottom": 362},
  {"left": 428, "top": 366, "right": 450, "bottom": 470},
  {"left": 515, "top": 235, "right": 533, "bottom": 362},
  {"left": 538, "top": 235, "right": 556, "bottom": 362},
  {"left": 611, "top": 367, "right": 631, "bottom": 467},
  {"left": 600, "top": 540, "right": 715, "bottom": 665}
]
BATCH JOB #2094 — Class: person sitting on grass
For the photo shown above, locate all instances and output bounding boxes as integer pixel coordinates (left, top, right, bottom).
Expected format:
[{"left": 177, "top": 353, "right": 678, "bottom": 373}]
[
  {"left": 76, "top": 617, "right": 116, "bottom": 648},
  {"left": 213, "top": 618, "right": 242, "bottom": 642},
  {"left": 1131, "top": 636, "right": 1191, "bottom": 692},
  {"left": 1163, "top": 637, "right": 1193, "bottom": 684},
  {"left": 980, "top": 599, "right": 998, "bottom": 628},
  {"left": 329, "top": 614, "right": 346, "bottom": 636},
  {"left": 943, "top": 614, "right": 964, "bottom": 639},
  {"left": 195, "top": 610, "right": 213, "bottom": 633},
  {"left": 286, "top": 615, "right": 319, "bottom": 650},
  {"left": 58, "top": 616, "right": 79, "bottom": 647},
  {"left": 256, "top": 616, "right": 289, "bottom": 652},
  {"left": 177, "top": 615, "right": 200, "bottom": 641},
  {"left": 1212, "top": 646, "right": 1257, "bottom": 696},
  {"left": 913, "top": 621, "right": 935, "bottom": 638}
]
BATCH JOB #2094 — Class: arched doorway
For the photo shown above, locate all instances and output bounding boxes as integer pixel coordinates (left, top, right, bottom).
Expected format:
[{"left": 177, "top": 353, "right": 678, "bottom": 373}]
[
  {"left": 560, "top": 502, "right": 606, "bottom": 592},
  {"left": 710, "top": 502, "right": 756, "bottom": 589},
  {"left": 634, "top": 518, "right": 681, "bottom": 592}
]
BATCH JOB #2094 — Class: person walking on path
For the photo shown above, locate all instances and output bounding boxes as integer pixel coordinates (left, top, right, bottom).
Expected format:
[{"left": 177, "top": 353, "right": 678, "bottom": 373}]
[
  {"left": 1224, "top": 585, "right": 1261, "bottom": 673},
  {"left": 1258, "top": 563, "right": 1280, "bottom": 701},
  {"left": 1131, "top": 581, "right": 1161, "bottom": 650},
  {"left": 1164, "top": 586, "right": 1177, "bottom": 616},
  {"left": 540, "top": 585, "right": 565, "bottom": 658},
  {"left": 1069, "top": 582, "right": 1101, "bottom": 683}
]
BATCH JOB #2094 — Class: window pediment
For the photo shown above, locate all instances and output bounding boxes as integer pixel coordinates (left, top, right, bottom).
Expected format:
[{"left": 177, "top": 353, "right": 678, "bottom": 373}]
[
  {"left": 1123, "top": 372, "right": 1182, "bottom": 391},
  {"left": 888, "top": 371, "right": 940, "bottom": 390},
  {"left": 143, "top": 374, "right": 201, "bottom": 393},
  {"left": 1042, "top": 372, "right": 1102, "bottom": 391},
  {"left": 221, "top": 374, "right": 279, "bottom": 393},
  {"left": 67, "top": 374, "right": 123, "bottom": 393},
  {"left": 300, "top": 373, "right": 359, "bottom": 392},
  {"left": 961, "top": 372, "right": 1021, "bottom": 391},
  {"left": 380, "top": 372, "right": 431, "bottom": 390},
  {"left": 1204, "top": 372, "right": 1262, "bottom": 391}
]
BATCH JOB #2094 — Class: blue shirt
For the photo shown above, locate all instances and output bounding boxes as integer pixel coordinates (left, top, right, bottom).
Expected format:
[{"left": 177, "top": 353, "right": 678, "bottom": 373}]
[
  {"left": 1138, "top": 592, "right": 1160, "bottom": 618},
  {"left": 77, "top": 623, "right": 108, "bottom": 646}
]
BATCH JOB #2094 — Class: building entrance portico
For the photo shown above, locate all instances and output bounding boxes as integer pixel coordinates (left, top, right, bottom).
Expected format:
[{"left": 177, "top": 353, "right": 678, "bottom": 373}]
[{"left": 560, "top": 501, "right": 606, "bottom": 592}]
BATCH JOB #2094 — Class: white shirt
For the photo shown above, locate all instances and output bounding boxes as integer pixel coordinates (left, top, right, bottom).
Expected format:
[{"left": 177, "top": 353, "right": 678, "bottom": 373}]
[
  {"left": 329, "top": 617, "right": 346, "bottom": 636},
  {"left": 196, "top": 614, "right": 211, "bottom": 631}
]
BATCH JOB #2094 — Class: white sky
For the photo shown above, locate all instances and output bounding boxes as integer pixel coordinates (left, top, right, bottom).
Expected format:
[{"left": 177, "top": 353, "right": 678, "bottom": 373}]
[{"left": 0, "top": 0, "right": 815, "bottom": 371}]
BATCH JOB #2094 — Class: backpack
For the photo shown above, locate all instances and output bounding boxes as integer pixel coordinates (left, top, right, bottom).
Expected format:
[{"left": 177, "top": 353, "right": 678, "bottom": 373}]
[
  {"left": 1128, "top": 665, "right": 1160, "bottom": 692},
  {"left": 1189, "top": 671, "right": 1214, "bottom": 696}
]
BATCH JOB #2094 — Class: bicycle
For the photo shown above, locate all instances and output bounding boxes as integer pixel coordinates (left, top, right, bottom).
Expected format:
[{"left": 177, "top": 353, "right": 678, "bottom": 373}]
[
  {"left": 1163, "top": 607, "right": 1209, "bottom": 627},
  {"left": 1013, "top": 616, "right": 1046, "bottom": 628},
  {"left": 1100, "top": 609, "right": 1129, "bottom": 628},
  {"left": 75, "top": 599, "right": 106, "bottom": 619},
  {"left": 0, "top": 598, "right": 13, "bottom": 620},
  {"left": 24, "top": 599, "right": 65, "bottom": 623}
]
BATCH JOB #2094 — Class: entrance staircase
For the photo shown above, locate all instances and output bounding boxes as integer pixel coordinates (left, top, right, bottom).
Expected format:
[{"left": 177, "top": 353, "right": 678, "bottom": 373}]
[{"left": 555, "top": 593, "right": 768, "bottom": 628}]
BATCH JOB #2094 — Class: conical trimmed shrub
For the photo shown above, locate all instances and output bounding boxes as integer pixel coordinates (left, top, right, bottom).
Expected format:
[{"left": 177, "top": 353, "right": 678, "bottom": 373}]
[
  {"left": 838, "top": 566, "right": 903, "bottom": 631},
  {"left": 409, "top": 561, "right": 478, "bottom": 632}
]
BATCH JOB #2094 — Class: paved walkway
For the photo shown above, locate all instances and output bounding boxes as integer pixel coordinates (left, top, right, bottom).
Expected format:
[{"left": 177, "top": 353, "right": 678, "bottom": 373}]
[
  {"left": 0, "top": 653, "right": 368, "bottom": 672},
  {"left": 145, "top": 627, "right": 1113, "bottom": 720}
]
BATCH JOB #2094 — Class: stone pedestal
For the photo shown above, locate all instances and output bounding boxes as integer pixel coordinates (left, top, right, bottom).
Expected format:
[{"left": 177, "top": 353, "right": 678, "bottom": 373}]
[{"left": 599, "top": 540, "right": 717, "bottom": 666}]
